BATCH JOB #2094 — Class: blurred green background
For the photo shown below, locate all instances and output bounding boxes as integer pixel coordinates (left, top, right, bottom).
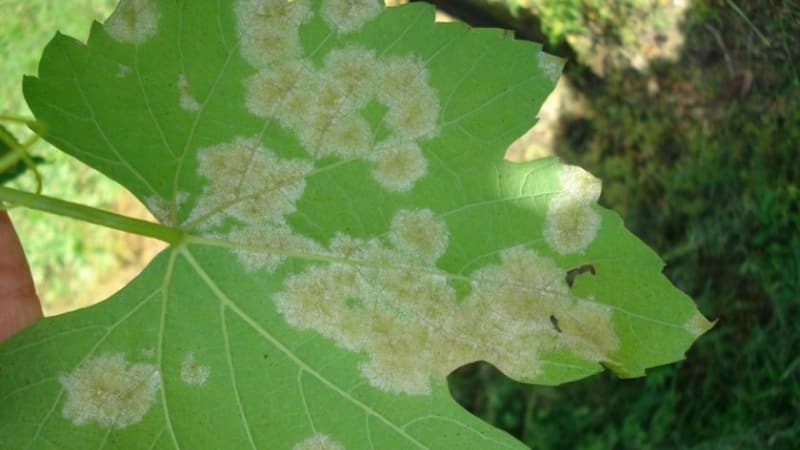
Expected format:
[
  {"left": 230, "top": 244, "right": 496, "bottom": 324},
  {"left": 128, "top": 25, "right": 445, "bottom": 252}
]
[
  {"left": 0, "top": 0, "right": 163, "bottom": 316},
  {"left": 1, "top": 0, "right": 798, "bottom": 448}
]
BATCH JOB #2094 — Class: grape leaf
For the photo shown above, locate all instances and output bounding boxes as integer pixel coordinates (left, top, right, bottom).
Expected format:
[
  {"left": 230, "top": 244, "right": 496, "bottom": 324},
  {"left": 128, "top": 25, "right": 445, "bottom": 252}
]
[{"left": 0, "top": 0, "right": 713, "bottom": 448}]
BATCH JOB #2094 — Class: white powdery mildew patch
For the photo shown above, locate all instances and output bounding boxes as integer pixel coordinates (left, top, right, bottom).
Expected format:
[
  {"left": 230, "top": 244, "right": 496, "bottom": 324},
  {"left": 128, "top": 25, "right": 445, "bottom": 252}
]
[
  {"left": 538, "top": 53, "right": 563, "bottom": 84},
  {"left": 226, "top": 221, "right": 323, "bottom": 272},
  {"left": 683, "top": 311, "right": 714, "bottom": 337},
  {"left": 293, "top": 433, "right": 345, "bottom": 450},
  {"left": 145, "top": 196, "right": 172, "bottom": 225},
  {"left": 180, "top": 352, "right": 211, "bottom": 386},
  {"left": 235, "top": 0, "right": 312, "bottom": 67},
  {"left": 324, "top": 46, "right": 380, "bottom": 109},
  {"left": 545, "top": 165, "right": 603, "bottom": 254},
  {"left": 188, "top": 136, "right": 313, "bottom": 228},
  {"left": 105, "top": 0, "right": 159, "bottom": 44},
  {"left": 369, "top": 140, "right": 428, "bottom": 192},
  {"left": 464, "top": 246, "right": 619, "bottom": 378},
  {"left": 245, "top": 59, "right": 316, "bottom": 120},
  {"left": 116, "top": 64, "right": 132, "bottom": 78},
  {"left": 378, "top": 55, "right": 440, "bottom": 140},
  {"left": 544, "top": 196, "right": 602, "bottom": 255},
  {"left": 321, "top": 0, "right": 382, "bottom": 34},
  {"left": 558, "top": 165, "right": 602, "bottom": 202},
  {"left": 145, "top": 192, "right": 188, "bottom": 226},
  {"left": 59, "top": 353, "right": 160, "bottom": 429},
  {"left": 276, "top": 231, "right": 620, "bottom": 394},
  {"left": 177, "top": 74, "right": 201, "bottom": 112},
  {"left": 389, "top": 209, "right": 448, "bottom": 263},
  {"left": 235, "top": 1, "right": 440, "bottom": 192}
]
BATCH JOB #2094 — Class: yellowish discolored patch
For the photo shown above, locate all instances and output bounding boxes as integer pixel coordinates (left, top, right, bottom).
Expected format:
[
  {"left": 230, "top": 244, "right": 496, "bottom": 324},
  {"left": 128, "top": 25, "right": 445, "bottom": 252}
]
[
  {"left": 321, "top": 0, "right": 382, "bottom": 34},
  {"left": 105, "top": 0, "right": 159, "bottom": 44},
  {"left": 389, "top": 209, "right": 448, "bottom": 263},
  {"left": 59, "top": 353, "right": 160, "bottom": 429},
  {"left": 293, "top": 432, "right": 345, "bottom": 450},
  {"left": 180, "top": 352, "right": 211, "bottom": 386},
  {"left": 369, "top": 140, "right": 428, "bottom": 192}
]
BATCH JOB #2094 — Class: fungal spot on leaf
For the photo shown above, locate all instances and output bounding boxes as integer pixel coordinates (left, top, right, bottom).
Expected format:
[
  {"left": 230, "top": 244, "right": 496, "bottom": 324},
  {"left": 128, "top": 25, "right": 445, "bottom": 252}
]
[
  {"left": 544, "top": 196, "right": 602, "bottom": 255},
  {"left": 558, "top": 165, "right": 602, "bottom": 203},
  {"left": 323, "top": 46, "right": 380, "bottom": 110},
  {"left": 293, "top": 432, "right": 345, "bottom": 450},
  {"left": 236, "top": 7, "right": 440, "bottom": 193},
  {"left": 104, "top": 0, "right": 159, "bottom": 44},
  {"left": 180, "top": 352, "right": 210, "bottom": 386},
  {"left": 245, "top": 60, "right": 316, "bottom": 121},
  {"left": 565, "top": 264, "right": 596, "bottom": 288},
  {"left": 683, "top": 311, "right": 715, "bottom": 337},
  {"left": 389, "top": 209, "right": 448, "bottom": 263},
  {"left": 226, "top": 222, "right": 322, "bottom": 272},
  {"left": 318, "top": 114, "right": 373, "bottom": 159},
  {"left": 369, "top": 140, "right": 428, "bottom": 192},
  {"left": 145, "top": 192, "right": 187, "bottom": 226},
  {"left": 59, "top": 353, "right": 160, "bottom": 429},
  {"left": 276, "top": 217, "right": 618, "bottom": 394},
  {"left": 378, "top": 55, "right": 430, "bottom": 106},
  {"left": 464, "top": 247, "right": 618, "bottom": 378},
  {"left": 188, "top": 136, "right": 313, "bottom": 229},
  {"left": 235, "top": 0, "right": 312, "bottom": 67},
  {"left": 321, "top": 0, "right": 382, "bottom": 34},
  {"left": 538, "top": 52, "right": 563, "bottom": 84},
  {"left": 544, "top": 165, "right": 603, "bottom": 254},
  {"left": 116, "top": 64, "right": 132, "bottom": 78},
  {"left": 177, "top": 74, "right": 201, "bottom": 112},
  {"left": 383, "top": 88, "right": 440, "bottom": 140}
]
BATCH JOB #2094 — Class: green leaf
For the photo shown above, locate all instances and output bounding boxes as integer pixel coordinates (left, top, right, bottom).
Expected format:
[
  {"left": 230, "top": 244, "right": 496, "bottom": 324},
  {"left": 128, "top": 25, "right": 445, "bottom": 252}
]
[{"left": 1, "top": 0, "right": 712, "bottom": 448}]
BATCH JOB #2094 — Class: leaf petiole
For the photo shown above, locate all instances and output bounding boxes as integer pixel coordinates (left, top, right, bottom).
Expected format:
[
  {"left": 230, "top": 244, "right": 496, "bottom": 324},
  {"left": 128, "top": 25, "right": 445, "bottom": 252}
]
[{"left": 0, "top": 186, "right": 183, "bottom": 244}]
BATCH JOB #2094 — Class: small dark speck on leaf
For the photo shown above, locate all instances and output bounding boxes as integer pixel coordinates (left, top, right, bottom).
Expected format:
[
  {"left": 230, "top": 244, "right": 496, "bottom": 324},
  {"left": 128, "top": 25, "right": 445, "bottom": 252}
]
[
  {"left": 550, "top": 315, "right": 562, "bottom": 333},
  {"left": 566, "top": 264, "right": 596, "bottom": 288}
]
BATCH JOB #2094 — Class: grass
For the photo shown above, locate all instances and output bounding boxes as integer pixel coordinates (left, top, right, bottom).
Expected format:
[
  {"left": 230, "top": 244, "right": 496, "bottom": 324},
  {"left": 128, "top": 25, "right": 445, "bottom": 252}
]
[{"left": 0, "top": 0, "right": 162, "bottom": 315}]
